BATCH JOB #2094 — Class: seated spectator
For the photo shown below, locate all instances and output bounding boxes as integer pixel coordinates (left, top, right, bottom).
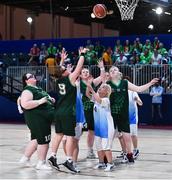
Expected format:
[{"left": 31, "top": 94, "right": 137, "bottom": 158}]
[
  {"left": 168, "top": 43, "right": 172, "bottom": 60},
  {"left": 102, "top": 47, "right": 113, "bottom": 66},
  {"left": 39, "top": 43, "right": 48, "bottom": 65},
  {"left": 150, "top": 49, "right": 162, "bottom": 65},
  {"left": 94, "top": 41, "right": 105, "bottom": 58},
  {"left": 123, "top": 39, "right": 132, "bottom": 56},
  {"left": 28, "top": 43, "right": 40, "bottom": 65},
  {"left": 158, "top": 43, "right": 167, "bottom": 57},
  {"left": 132, "top": 38, "right": 143, "bottom": 55},
  {"left": 45, "top": 57, "right": 57, "bottom": 76},
  {"left": 140, "top": 48, "right": 152, "bottom": 64},
  {"left": 115, "top": 51, "right": 128, "bottom": 65},
  {"left": 162, "top": 51, "right": 170, "bottom": 64},
  {"left": 47, "top": 42, "right": 57, "bottom": 58},
  {"left": 85, "top": 45, "right": 97, "bottom": 65},
  {"left": 0, "top": 62, "right": 3, "bottom": 94},
  {"left": 142, "top": 39, "right": 152, "bottom": 52},
  {"left": 113, "top": 39, "right": 123, "bottom": 58},
  {"left": 130, "top": 50, "right": 140, "bottom": 65},
  {"left": 153, "top": 37, "right": 160, "bottom": 50}
]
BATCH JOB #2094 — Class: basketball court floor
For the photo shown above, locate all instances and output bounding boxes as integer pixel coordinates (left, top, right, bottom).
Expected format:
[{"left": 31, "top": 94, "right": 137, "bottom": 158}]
[{"left": 0, "top": 123, "right": 171, "bottom": 179}]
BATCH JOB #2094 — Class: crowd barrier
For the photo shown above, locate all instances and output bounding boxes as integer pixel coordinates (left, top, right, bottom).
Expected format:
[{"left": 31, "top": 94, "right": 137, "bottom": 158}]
[{"left": 6, "top": 64, "right": 172, "bottom": 94}]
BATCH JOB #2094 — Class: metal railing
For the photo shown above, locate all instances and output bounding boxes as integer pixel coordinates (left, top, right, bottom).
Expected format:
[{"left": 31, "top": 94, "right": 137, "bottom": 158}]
[{"left": 6, "top": 65, "right": 172, "bottom": 94}]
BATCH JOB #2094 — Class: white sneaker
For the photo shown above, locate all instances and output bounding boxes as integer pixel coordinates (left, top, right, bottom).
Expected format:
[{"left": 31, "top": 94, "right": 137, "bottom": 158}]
[
  {"left": 73, "top": 163, "right": 80, "bottom": 173},
  {"left": 104, "top": 163, "right": 114, "bottom": 172},
  {"left": 36, "top": 161, "right": 52, "bottom": 170},
  {"left": 93, "top": 163, "right": 106, "bottom": 169},
  {"left": 121, "top": 154, "right": 128, "bottom": 163},
  {"left": 19, "top": 156, "right": 32, "bottom": 167},
  {"left": 87, "top": 150, "right": 96, "bottom": 159}
]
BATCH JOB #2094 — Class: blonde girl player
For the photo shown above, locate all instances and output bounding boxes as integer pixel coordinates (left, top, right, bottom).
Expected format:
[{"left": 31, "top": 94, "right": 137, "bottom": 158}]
[
  {"left": 87, "top": 83, "right": 115, "bottom": 172},
  {"left": 107, "top": 66, "right": 159, "bottom": 163}
]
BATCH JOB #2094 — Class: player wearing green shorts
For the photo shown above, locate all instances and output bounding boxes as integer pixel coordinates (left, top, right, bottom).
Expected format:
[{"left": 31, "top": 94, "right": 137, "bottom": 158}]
[
  {"left": 48, "top": 47, "right": 88, "bottom": 173},
  {"left": 108, "top": 66, "right": 159, "bottom": 163},
  {"left": 19, "top": 73, "right": 55, "bottom": 170},
  {"left": 80, "top": 61, "right": 105, "bottom": 158}
]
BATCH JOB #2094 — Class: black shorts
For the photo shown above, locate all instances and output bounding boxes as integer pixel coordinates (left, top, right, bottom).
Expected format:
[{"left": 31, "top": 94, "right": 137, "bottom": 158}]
[
  {"left": 54, "top": 114, "right": 76, "bottom": 136},
  {"left": 112, "top": 113, "right": 130, "bottom": 133}
]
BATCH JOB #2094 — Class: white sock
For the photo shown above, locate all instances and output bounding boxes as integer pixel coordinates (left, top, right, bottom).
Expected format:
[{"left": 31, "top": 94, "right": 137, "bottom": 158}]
[
  {"left": 66, "top": 156, "right": 72, "bottom": 162},
  {"left": 51, "top": 153, "right": 56, "bottom": 157}
]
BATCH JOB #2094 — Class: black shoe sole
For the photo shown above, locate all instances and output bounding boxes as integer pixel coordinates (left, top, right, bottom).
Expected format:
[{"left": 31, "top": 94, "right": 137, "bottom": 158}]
[
  {"left": 48, "top": 159, "right": 59, "bottom": 170},
  {"left": 63, "top": 163, "right": 79, "bottom": 173}
]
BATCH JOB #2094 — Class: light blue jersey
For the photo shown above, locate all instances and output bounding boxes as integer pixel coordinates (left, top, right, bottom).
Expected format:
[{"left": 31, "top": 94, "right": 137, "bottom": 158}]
[
  {"left": 128, "top": 90, "right": 139, "bottom": 124},
  {"left": 76, "top": 81, "right": 85, "bottom": 124},
  {"left": 93, "top": 98, "right": 114, "bottom": 139}
]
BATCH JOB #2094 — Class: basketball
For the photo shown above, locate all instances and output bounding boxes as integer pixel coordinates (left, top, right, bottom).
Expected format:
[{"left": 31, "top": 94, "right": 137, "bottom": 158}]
[{"left": 93, "top": 4, "right": 107, "bottom": 19}]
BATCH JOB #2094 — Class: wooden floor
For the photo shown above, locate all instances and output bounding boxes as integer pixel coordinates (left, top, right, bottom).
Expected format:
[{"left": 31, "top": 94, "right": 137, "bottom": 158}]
[{"left": 0, "top": 123, "right": 172, "bottom": 179}]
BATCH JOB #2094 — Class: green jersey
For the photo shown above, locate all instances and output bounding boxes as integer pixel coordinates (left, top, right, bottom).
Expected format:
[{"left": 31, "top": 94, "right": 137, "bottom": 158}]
[
  {"left": 80, "top": 80, "right": 94, "bottom": 111},
  {"left": 55, "top": 76, "right": 76, "bottom": 117},
  {"left": 107, "top": 80, "right": 130, "bottom": 132},
  {"left": 23, "top": 85, "right": 54, "bottom": 111},
  {"left": 107, "top": 80, "right": 128, "bottom": 115},
  {"left": 80, "top": 80, "right": 94, "bottom": 130}
]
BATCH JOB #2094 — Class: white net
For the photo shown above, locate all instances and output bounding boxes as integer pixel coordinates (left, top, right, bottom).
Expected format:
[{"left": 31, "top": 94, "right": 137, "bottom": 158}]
[{"left": 115, "top": 0, "right": 139, "bottom": 20}]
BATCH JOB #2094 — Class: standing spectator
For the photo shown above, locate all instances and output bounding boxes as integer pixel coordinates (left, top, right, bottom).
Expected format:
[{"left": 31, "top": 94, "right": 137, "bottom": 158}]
[{"left": 150, "top": 81, "right": 164, "bottom": 125}]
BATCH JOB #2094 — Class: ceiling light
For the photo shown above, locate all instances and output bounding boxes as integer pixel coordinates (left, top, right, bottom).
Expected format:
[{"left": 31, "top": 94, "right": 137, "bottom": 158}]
[
  {"left": 164, "top": 12, "right": 171, "bottom": 15},
  {"left": 148, "top": 24, "right": 154, "bottom": 30},
  {"left": 168, "top": 29, "right": 171, "bottom": 32},
  {"left": 155, "top": 7, "right": 163, "bottom": 15},
  {"left": 65, "top": 6, "right": 69, "bottom": 11},
  {"left": 27, "top": 17, "right": 33, "bottom": 24}
]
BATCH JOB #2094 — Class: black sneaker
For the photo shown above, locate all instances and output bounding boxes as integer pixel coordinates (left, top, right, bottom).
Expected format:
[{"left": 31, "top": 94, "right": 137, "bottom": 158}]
[
  {"left": 63, "top": 160, "right": 80, "bottom": 173},
  {"left": 48, "top": 156, "right": 59, "bottom": 170},
  {"left": 127, "top": 153, "right": 135, "bottom": 163}
]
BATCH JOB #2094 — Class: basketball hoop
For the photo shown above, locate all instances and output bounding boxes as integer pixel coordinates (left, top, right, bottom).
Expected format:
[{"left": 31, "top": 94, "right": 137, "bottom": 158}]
[{"left": 115, "top": 0, "right": 139, "bottom": 20}]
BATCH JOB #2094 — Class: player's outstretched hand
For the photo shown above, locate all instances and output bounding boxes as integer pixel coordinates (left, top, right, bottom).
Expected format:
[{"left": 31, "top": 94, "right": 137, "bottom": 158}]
[{"left": 150, "top": 78, "right": 159, "bottom": 85}]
